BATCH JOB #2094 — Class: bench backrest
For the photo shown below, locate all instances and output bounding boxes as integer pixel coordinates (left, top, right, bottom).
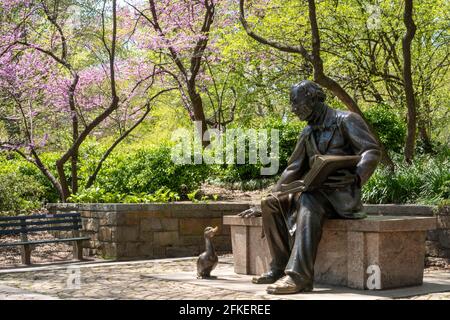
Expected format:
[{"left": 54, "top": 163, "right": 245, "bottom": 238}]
[{"left": 0, "top": 213, "right": 82, "bottom": 236}]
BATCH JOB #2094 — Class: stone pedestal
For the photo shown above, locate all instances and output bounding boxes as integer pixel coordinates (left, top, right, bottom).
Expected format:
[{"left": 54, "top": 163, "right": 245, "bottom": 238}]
[{"left": 223, "top": 215, "right": 436, "bottom": 290}]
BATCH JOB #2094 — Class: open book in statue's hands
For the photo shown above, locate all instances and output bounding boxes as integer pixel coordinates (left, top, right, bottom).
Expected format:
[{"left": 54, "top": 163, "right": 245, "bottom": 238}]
[{"left": 275, "top": 155, "right": 361, "bottom": 196}]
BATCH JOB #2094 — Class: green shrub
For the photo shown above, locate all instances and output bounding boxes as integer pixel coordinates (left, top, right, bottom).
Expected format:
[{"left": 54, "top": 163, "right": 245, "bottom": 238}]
[
  {"left": 364, "top": 104, "right": 406, "bottom": 153},
  {"left": 262, "top": 116, "right": 305, "bottom": 170},
  {"left": 207, "top": 176, "right": 278, "bottom": 191},
  {"left": 0, "top": 156, "right": 47, "bottom": 212},
  {"left": 23, "top": 152, "right": 60, "bottom": 203},
  {"left": 85, "top": 144, "right": 210, "bottom": 195},
  {"left": 68, "top": 186, "right": 180, "bottom": 203},
  {"left": 362, "top": 154, "right": 450, "bottom": 204},
  {"left": 213, "top": 116, "right": 304, "bottom": 186}
]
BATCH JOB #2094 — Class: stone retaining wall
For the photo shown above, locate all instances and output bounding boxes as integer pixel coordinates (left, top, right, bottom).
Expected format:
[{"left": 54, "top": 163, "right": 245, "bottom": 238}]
[
  {"left": 426, "top": 207, "right": 450, "bottom": 260},
  {"left": 47, "top": 202, "right": 251, "bottom": 260},
  {"left": 47, "top": 202, "right": 450, "bottom": 260}
]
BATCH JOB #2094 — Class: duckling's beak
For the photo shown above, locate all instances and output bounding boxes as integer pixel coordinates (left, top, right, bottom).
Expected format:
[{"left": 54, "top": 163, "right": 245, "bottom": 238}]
[{"left": 212, "top": 226, "right": 219, "bottom": 233}]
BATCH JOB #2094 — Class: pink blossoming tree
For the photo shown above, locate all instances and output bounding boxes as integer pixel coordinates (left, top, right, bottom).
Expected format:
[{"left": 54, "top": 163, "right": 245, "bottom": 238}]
[
  {"left": 126, "top": 0, "right": 237, "bottom": 139},
  {"left": 0, "top": 0, "right": 173, "bottom": 201}
]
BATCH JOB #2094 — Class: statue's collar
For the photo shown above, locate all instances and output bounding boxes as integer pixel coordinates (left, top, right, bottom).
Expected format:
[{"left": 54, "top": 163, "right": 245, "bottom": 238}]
[{"left": 307, "top": 105, "right": 336, "bottom": 130}]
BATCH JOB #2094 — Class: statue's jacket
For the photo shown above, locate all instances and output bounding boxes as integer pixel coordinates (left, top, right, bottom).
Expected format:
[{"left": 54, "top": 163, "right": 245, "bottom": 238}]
[{"left": 271, "top": 106, "right": 381, "bottom": 236}]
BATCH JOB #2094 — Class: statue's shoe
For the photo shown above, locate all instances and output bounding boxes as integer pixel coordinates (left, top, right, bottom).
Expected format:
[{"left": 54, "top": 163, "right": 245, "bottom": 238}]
[
  {"left": 266, "top": 275, "right": 313, "bottom": 294},
  {"left": 252, "top": 270, "right": 284, "bottom": 284}
]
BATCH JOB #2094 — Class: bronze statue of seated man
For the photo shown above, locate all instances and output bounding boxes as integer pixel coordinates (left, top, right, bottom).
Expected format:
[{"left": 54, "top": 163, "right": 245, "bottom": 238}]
[{"left": 239, "top": 80, "right": 381, "bottom": 294}]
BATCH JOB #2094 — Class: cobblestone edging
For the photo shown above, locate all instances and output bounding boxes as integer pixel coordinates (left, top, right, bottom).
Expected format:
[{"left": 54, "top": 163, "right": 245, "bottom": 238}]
[
  {"left": 46, "top": 203, "right": 449, "bottom": 260},
  {"left": 47, "top": 202, "right": 251, "bottom": 260}
]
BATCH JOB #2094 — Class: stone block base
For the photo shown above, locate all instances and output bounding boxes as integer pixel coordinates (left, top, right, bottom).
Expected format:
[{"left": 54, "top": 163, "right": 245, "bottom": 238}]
[{"left": 223, "top": 215, "right": 436, "bottom": 290}]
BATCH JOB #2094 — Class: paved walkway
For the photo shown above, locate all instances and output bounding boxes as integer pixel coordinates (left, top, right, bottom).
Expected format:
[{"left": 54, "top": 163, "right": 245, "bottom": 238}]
[{"left": 0, "top": 255, "right": 449, "bottom": 300}]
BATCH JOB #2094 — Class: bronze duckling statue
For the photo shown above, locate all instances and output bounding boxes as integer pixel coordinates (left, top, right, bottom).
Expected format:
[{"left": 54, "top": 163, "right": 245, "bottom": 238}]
[{"left": 197, "top": 226, "right": 219, "bottom": 279}]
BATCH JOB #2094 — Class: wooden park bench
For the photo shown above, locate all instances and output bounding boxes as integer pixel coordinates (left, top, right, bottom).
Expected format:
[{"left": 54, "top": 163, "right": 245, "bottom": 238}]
[{"left": 0, "top": 212, "right": 90, "bottom": 265}]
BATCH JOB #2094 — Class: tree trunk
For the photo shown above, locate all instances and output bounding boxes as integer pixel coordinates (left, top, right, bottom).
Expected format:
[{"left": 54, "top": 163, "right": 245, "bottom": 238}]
[
  {"left": 418, "top": 121, "right": 433, "bottom": 153},
  {"left": 188, "top": 86, "right": 209, "bottom": 147},
  {"left": 56, "top": 160, "right": 71, "bottom": 202},
  {"left": 402, "top": 0, "right": 417, "bottom": 163},
  {"left": 68, "top": 74, "right": 80, "bottom": 195}
]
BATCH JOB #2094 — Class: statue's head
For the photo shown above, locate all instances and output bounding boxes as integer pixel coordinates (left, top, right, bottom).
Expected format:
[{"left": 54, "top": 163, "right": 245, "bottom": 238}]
[
  {"left": 290, "top": 80, "right": 326, "bottom": 121},
  {"left": 204, "top": 226, "right": 218, "bottom": 239}
]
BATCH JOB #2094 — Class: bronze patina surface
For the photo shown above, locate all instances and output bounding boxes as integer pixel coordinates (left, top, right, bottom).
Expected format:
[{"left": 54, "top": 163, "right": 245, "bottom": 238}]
[{"left": 239, "top": 80, "right": 381, "bottom": 294}]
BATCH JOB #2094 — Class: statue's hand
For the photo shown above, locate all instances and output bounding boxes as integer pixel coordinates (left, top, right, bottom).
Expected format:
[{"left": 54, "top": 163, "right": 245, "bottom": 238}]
[
  {"left": 237, "top": 207, "right": 262, "bottom": 218},
  {"left": 323, "top": 169, "right": 360, "bottom": 188}
]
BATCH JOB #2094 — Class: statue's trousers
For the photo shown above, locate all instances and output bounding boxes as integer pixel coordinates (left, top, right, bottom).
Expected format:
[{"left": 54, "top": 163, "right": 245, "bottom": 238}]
[{"left": 261, "top": 191, "right": 339, "bottom": 285}]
